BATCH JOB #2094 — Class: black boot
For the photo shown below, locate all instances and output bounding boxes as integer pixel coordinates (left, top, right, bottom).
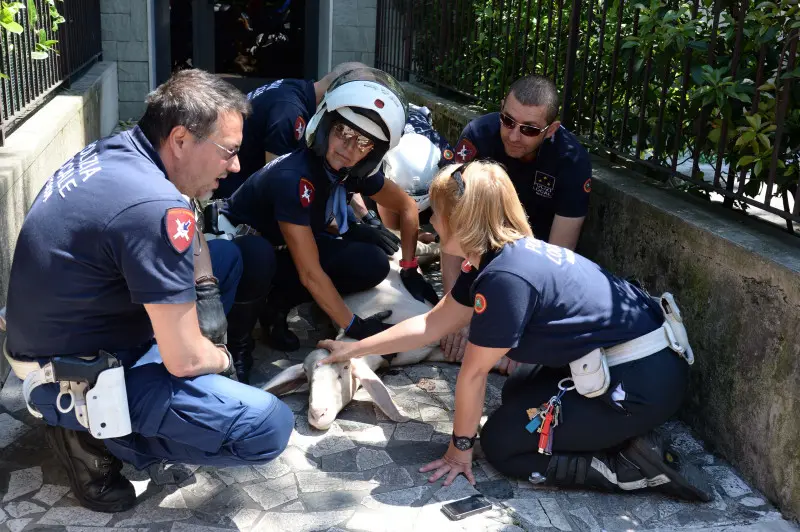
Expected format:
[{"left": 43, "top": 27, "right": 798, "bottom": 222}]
[
  {"left": 543, "top": 431, "right": 712, "bottom": 502},
  {"left": 259, "top": 305, "right": 300, "bottom": 352},
  {"left": 45, "top": 425, "right": 137, "bottom": 512},
  {"left": 225, "top": 298, "right": 264, "bottom": 383}
]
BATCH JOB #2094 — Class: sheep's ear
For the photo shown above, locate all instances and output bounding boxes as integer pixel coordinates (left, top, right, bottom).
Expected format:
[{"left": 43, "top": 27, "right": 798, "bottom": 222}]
[
  {"left": 263, "top": 364, "right": 307, "bottom": 396},
  {"left": 351, "top": 358, "right": 410, "bottom": 423}
]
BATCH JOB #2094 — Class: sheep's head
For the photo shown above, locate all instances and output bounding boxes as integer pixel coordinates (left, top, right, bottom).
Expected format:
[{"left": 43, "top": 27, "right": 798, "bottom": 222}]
[{"left": 304, "top": 349, "right": 352, "bottom": 430}]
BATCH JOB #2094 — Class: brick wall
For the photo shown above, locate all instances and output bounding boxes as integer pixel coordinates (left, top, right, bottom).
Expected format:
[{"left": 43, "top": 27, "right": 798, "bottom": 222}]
[
  {"left": 332, "top": 0, "right": 377, "bottom": 67},
  {"left": 100, "top": 0, "right": 152, "bottom": 121}
]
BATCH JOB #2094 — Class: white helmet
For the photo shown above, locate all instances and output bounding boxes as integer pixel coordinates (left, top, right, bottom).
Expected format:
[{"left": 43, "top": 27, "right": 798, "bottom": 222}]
[
  {"left": 306, "top": 67, "right": 407, "bottom": 179},
  {"left": 383, "top": 133, "right": 440, "bottom": 212}
]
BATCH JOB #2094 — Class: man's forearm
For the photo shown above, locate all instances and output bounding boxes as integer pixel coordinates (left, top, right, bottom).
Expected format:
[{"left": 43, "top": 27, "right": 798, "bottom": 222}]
[
  {"left": 170, "top": 340, "right": 230, "bottom": 378},
  {"left": 350, "top": 193, "right": 369, "bottom": 219}
]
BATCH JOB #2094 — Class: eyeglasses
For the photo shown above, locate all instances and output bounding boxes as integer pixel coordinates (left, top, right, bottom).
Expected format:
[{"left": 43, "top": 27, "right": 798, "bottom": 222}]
[
  {"left": 499, "top": 112, "right": 550, "bottom": 137},
  {"left": 190, "top": 130, "right": 239, "bottom": 161},
  {"left": 332, "top": 122, "right": 374, "bottom": 153}
]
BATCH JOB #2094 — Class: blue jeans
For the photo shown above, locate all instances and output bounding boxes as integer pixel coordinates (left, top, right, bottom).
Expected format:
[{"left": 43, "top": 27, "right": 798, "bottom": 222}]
[{"left": 29, "top": 343, "right": 293, "bottom": 469}]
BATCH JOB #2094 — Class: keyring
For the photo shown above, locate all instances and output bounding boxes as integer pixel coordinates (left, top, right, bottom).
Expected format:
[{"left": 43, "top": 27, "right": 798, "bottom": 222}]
[{"left": 558, "top": 378, "right": 576, "bottom": 391}]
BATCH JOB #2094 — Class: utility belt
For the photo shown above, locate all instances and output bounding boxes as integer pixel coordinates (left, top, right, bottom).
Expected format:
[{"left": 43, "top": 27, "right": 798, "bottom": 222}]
[
  {"left": 570, "top": 292, "right": 695, "bottom": 398},
  {"left": 2, "top": 336, "right": 132, "bottom": 440}
]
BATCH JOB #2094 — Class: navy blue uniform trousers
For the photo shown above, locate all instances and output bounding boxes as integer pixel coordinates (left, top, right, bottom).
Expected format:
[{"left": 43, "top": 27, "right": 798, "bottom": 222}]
[
  {"left": 480, "top": 348, "right": 689, "bottom": 478},
  {"left": 27, "top": 237, "right": 293, "bottom": 470}
]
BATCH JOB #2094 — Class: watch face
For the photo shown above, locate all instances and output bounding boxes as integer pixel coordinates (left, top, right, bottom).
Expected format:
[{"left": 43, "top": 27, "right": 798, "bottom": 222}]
[{"left": 454, "top": 437, "right": 472, "bottom": 451}]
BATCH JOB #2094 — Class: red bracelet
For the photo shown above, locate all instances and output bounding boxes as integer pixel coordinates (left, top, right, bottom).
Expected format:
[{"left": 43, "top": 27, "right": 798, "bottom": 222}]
[{"left": 399, "top": 257, "right": 418, "bottom": 269}]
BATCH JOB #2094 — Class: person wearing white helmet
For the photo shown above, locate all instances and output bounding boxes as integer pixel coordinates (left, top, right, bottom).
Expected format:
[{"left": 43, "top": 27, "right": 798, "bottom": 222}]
[{"left": 220, "top": 68, "right": 438, "bottom": 356}]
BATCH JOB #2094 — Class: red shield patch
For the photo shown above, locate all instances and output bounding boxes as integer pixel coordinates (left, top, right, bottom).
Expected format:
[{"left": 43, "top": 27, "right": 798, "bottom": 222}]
[
  {"left": 164, "top": 207, "right": 196, "bottom": 254},
  {"left": 454, "top": 139, "right": 477, "bottom": 163},
  {"left": 299, "top": 178, "right": 315, "bottom": 207},
  {"left": 461, "top": 259, "right": 472, "bottom": 273},
  {"left": 583, "top": 178, "right": 592, "bottom": 193},
  {"left": 294, "top": 116, "right": 307, "bottom": 141},
  {"left": 474, "top": 293, "right": 487, "bottom": 314}
]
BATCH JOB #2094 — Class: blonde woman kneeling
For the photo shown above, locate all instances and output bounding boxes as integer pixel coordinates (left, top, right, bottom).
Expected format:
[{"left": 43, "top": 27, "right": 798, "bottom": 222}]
[{"left": 318, "top": 161, "right": 711, "bottom": 501}]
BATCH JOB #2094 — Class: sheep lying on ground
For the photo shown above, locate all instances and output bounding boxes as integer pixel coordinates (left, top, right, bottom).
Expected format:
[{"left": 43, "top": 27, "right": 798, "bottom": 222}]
[{"left": 263, "top": 253, "right": 513, "bottom": 430}]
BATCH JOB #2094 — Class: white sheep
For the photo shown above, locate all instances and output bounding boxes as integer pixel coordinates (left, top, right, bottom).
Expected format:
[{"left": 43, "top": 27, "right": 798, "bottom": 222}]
[{"left": 262, "top": 252, "right": 511, "bottom": 430}]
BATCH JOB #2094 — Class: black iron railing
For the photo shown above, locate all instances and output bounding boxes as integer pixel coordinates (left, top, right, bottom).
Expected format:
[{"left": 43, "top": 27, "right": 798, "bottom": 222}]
[
  {"left": 376, "top": 0, "right": 799, "bottom": 232},
  {"left": 0, "top": 0, "right": 102, "bottom": 146}
]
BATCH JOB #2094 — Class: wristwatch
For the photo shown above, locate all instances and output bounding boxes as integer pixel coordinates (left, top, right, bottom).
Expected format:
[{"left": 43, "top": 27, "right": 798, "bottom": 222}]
[{"left": 452, "top": 433, "right": 477, "bottom": 451}]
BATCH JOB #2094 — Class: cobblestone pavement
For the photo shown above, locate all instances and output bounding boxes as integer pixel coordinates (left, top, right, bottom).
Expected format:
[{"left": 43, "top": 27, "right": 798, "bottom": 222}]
[{"left": 1, "top": 291, "right": 799, "bottom": 531}]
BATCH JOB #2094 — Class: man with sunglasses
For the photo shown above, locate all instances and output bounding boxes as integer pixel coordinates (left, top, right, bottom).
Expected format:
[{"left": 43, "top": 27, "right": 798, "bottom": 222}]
[
  {"left": 441, "top": 74, "right": 592, "bottom": 362},
  {"left": 2, "top": 69, "right": 293, "bottom": 512},
  {"left": 222, "top": 68, "right": 439, "bottom": 354}
]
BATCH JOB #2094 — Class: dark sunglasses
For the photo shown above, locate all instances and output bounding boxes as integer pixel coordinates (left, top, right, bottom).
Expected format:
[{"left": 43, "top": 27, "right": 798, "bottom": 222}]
[{"left": 499, "top": 112, "right": 550, "bottom": 137}]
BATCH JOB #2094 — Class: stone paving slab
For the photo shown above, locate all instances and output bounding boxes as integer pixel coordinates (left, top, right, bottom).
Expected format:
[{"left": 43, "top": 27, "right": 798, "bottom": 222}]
[{"left": 1, "top": 301, "right": 799, "bottom": 531}]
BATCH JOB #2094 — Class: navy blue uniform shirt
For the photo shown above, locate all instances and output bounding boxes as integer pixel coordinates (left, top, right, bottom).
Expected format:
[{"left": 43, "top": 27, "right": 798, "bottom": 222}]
[
  {"left": 6, "top": 126, "right": 196, "bottom": 358},
  {"left": 222, "top": 147, "right": 385, "bottom": 246},
  {"left": 450, "top": 237, "right": 663, "bottom": 366},
  {"left": 218, "top": 79, "right": 316, "bottom": 198},
  {"left": 454, "top": 113, "right": 592, "bottom": 241},
  {"left": 405, "top": 103, "right": 455, "bottom": 164}
]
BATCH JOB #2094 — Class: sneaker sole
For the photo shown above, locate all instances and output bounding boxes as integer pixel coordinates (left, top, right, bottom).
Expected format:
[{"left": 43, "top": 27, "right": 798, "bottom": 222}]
[
  {"left": 46, "top": 427, "right": 137, "bottom": 513},
  {"left": 627, "top": 436, "right": 713, "bottom": 502}
]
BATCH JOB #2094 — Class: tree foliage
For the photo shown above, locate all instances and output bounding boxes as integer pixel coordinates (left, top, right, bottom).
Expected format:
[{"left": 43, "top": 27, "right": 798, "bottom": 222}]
[
  {"left": 0, "top": 0, "right": 64, "bottom": 79},
  {"left": 397, "top": 0, "right": 798, "bottom": 224}
]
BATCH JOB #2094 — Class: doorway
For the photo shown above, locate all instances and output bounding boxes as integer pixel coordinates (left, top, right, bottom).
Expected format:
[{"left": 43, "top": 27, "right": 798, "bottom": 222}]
[{"left": 165, "top": 0, "right": 319, "bottom": 93}]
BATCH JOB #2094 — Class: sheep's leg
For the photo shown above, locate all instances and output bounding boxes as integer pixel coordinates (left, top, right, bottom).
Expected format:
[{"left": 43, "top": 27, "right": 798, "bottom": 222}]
[{"left": 352, "top": 358, "right": 410, "bottom": 422}]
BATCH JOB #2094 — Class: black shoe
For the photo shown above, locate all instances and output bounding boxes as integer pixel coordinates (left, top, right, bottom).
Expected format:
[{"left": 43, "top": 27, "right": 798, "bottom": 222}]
[
  {"left": 544, "top": 431, "right": 713, "bottom": 502},
  {"left": 624, "top": 431, "right": 713, "bottom": 502},
  {"left": 225, "top": 298, "right": 265, "bottom": 384},
  {"left": 259, "top": 306, "right": 300, "bottom": 352},
  {"left": 45, "top": 425, "right": 137, "bottom": 512}
]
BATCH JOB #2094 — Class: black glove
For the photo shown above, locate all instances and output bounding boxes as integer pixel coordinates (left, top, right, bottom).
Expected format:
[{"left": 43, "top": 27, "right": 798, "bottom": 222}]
[
  {"left": 345, "top": 310, "right": 394, "bottom": 340},
  {"left": 343, "top": 222, "right": 400, "bottom": 255},
  {"left": 362, "top": 209, "right": 383, "bottom": 228},
  {"left": 400, "top": 267, "right": 440, "bottom": 306},
  {"left": 196, "top": 280, "right": 228, "bottom": 345},
  {"left": 217, "top": 345, "right": 239, "bottom": 381}
]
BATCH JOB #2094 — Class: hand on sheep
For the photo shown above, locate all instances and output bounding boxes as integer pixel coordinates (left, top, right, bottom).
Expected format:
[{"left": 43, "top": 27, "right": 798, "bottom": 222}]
[
  {"left": 441, "top": 325, "right": 469, "bottom": 362},
  {"left": 316, "top": 339, "right": 359, "bottom": 365},
  {"left": 400, "top": 268, "right": 440, "bottom": 306},
  {"left": 419, "top": 446, "right": 475, "bottom": 486},
  {"left": 345, "top": 310, "right": 394, "bottom": 340}
]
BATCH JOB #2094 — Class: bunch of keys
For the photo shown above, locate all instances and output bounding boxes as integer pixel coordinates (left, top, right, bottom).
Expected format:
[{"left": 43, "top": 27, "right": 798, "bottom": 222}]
[{"left": 524, "top": 378, "right": 574, "bottom": 455}]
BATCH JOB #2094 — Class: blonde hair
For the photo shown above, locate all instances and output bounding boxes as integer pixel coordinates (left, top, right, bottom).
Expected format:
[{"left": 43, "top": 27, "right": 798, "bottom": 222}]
[{"left": 429, "top": 161, "right": 533, "bottom": 257}]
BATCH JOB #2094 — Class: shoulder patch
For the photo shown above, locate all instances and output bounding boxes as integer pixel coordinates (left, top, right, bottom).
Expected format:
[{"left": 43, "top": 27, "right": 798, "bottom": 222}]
[
  {"left": 299, "top": 178, "right": 315, "bottom": 207},
  {"left": 461, "top": 259, "right": 472, "bottom": 273},
  {"left": 443, "top": 148, "right": 454, "bottom": 161},
  {"left": 454, "top": 138, "right": 477, "bottom": 163},
  {"left": 294, "top": 116, "right": 307, "bottom": 141},
  {"left": 163, "top": 207, "right": 196, "bottom": 254},
  {"left": 474, "top": 293, "right": 487, "bottom": 314},
  {"left": 583, "top": 178, "right": 592, "bottom": 193}
]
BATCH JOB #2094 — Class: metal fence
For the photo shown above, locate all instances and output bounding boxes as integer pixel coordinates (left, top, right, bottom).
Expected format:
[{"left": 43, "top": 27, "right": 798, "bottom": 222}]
[
  {"left": 375, "top": 0, "right": 800, "bottom": 231},
  {"left": 0, "top": 0, "right": 102, "bottom": 146}
]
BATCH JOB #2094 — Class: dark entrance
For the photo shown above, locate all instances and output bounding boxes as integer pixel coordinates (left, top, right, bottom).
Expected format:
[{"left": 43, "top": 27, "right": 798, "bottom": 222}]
[{"left": 158, "top": 0, "right": 319, "bottom": 93}]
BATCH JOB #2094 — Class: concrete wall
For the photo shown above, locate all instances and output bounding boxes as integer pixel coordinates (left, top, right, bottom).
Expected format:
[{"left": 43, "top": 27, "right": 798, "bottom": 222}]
[
  {"left": 331, "top": 0, "right": 377, "bottom": 67},
  {"left": 100, "top": 0, "right": 153, "bottom": 120},
  {"left": 401, "top": 82, "right": 800, "bottom": 520}
]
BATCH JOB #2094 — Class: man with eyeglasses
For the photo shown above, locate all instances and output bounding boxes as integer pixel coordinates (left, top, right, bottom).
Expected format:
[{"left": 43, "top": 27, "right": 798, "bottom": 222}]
[
  {"left": 2, "top": 69, "right": 293, "bottom": 512},
  {"left": 221, "top": 68, "right": 438, "bottom": 355},
  {"left": 440, "top": 74, "right": 592, "bottom": 362}
]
